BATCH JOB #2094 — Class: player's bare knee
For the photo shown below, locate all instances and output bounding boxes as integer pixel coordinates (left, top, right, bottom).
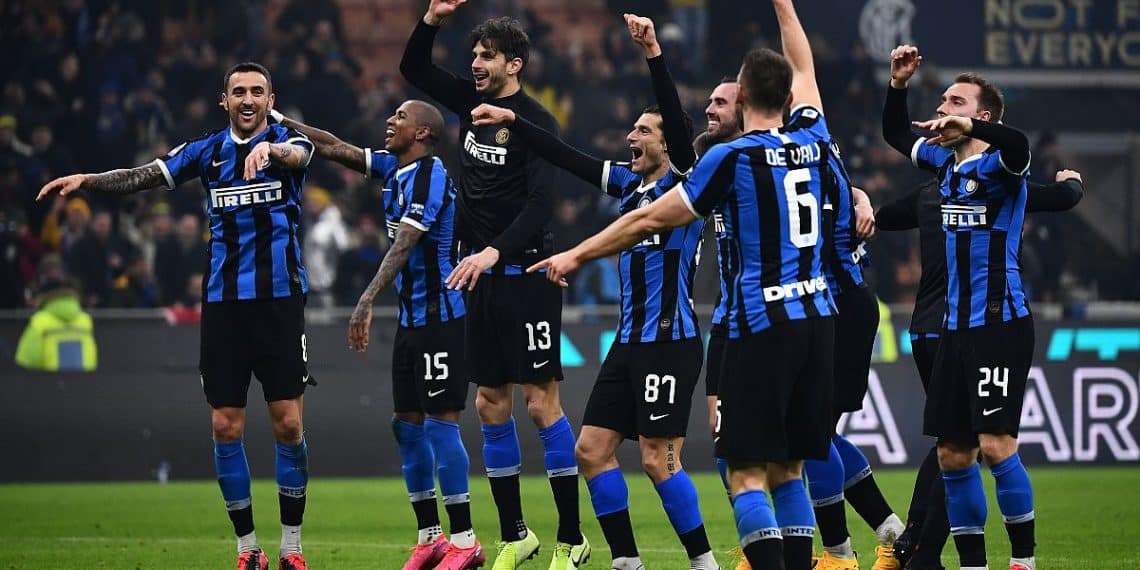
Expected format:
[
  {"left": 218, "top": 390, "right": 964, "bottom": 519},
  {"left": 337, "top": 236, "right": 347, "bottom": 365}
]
[
  {"left": 574, "top": 437, "right": 608, "bottom": 472},
  {"left": 210, "top": 408, "right": 244, "bottom": 442},
  {"left": 727, "top": 461, "right": 768, "bottom": 495},
  {"left": 271, "top": 414, "right": 303, "bottom": 444},
  {"left": 978, "top": 434, "right": 1017, "bottom": 465},
  {"left": 766, "top": 460, "right": 803, "bottom": 488},
  {"left": 937, "top": 441, "right": 977, "bottom": 471},
  {"left": 475, "top": 386, "right": 512, "bottom": 424}
]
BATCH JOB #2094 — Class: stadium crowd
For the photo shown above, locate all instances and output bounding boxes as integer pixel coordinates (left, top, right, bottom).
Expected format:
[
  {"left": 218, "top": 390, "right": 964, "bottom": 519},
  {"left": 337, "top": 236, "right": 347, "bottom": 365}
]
[{"left": 0, "top": 0, "right": 1099, "bottom": 310}]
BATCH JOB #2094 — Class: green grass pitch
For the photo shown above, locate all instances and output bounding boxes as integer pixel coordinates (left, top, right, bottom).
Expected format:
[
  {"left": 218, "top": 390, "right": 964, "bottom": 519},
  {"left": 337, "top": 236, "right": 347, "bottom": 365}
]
[{"left": 2, "top": 468, "right": 1137, "bottom": 568}]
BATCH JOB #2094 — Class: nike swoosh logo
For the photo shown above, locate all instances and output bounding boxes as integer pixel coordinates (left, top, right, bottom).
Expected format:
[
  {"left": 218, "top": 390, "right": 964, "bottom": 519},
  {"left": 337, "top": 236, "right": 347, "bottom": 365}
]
[
  {"left": 982, "top": 407, "right": 1003, "bottom": 416},
  {"left": 532, "top": 360, "right": 549, "bottom": 369},
  {"left": 211, "top": 159, "right": 225, "bottom": 167},
  {"left": 570, "top": 551, "right": 584, "bottom": 565},
  {"left": 649, "top": 413, "right": 669, "bottom": 421},
  {"left": 428, "top": 389, "right": 446, "bottom": 397},
  {"left": 301, "top": 375, "right": 309, "bottom": 384}
]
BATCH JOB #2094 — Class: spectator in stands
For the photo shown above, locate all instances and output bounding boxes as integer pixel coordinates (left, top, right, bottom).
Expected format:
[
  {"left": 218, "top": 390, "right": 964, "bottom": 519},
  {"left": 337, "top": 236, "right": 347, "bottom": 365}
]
[
  {"left": 304, "top": 187, "right": 350, "bottom": 308},
  {"left": 15, "top": 255, "right": 97, "bottom": 372},
  {"left": 30, "top": 124, "right": 76, "bottom": 184},
  {"left": 66, "top": 209, "right": 134, "bottom": 307},
  {"left": 334, "top": 213, "right": 388, "bottom": 307},
  {"left": 154, "top": 213, "right": 207, "bottom": 307}
]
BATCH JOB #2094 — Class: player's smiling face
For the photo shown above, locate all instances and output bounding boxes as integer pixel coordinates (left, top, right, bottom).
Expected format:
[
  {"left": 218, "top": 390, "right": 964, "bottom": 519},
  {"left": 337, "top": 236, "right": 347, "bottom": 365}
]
[
  {"left": 935, "top": 82, "right": 992, "bottom": 147},
  {"left": 471, "top": 41, "right": 519, "bottom": 97},
  {"left": 706, "top": 82, "right": 741, "bottom": 142},
  {"left": 627, "top": 112, "right": 667, "bottom": 176},
  {"left": 223, "top": 71, "right": 274, "bottom": 139},
  {"left": 384, "top": 102, "right": 418, "bottom": 153}
]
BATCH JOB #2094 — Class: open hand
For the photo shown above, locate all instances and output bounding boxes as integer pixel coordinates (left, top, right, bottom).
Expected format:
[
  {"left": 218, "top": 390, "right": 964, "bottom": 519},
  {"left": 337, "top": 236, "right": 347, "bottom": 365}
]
[
  {"left": 1056, "top": 169, "right": 1082, "bottom": 183},
  {"left": 446, "top": 247, "right": 500, "bottom": 291},
  {"left": 913, "top": 116, "right": 972, "bottom": 147},
  {"left": 347, "top": 301, "right": 372, "bottom": 352},
  {"left": 426, "top": 0, "right": 466, "bottom": 25},
  {"left": 37, "top": 174, "right": 86, "bottom": 201}
]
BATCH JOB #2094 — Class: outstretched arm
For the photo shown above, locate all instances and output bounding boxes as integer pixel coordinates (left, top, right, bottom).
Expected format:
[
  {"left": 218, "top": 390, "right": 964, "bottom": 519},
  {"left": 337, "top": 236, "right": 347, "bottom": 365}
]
[
  {"left": 37, "top": 162, "right": 166, "bottom": 201},
  {"left": 528, "top": 187, "right": 697, "bottom": 285},
  {"left": 243, "top": 140, "right": 312, "bottom": 180},
  {"left": 1027, "top": 170, "right": 1084, "bottom": 212},
  {"left": 772, "top": 0, "right": 822, "bottom": 111},
  {"left": 471, "top": 104, "right": 605, "bottom": 187},
  {"left": 277, "top": 114, "right": 366, "bottom": 173},
  {"left": 627, "top": 14, "right": 696, "bottom": 172},
  {"left": 348, "top": 223, "right": 426, "bottom": 351},
  {"left": 400, "top": 0, "right": 480, "bottom": 115}
]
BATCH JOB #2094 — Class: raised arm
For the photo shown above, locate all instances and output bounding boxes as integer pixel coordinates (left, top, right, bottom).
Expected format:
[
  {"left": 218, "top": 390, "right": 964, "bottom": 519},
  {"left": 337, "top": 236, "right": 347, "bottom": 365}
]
[
  {"left": 348, "top": 223, "right": 426, "bottom": 351},
  {"left": 275, "top": 113, "right": 366, "bottom": 173},
  {"left": 626, "top": 14, "right": 696, "bottom": 172},
  {"left": 882, "top": 44, "right": 923, "bottom": 157},
  {"left": 913, "top": 116, "right": 1030, "bottom": 175},
  {"left": 1027, "top": 170, "right": 1084, "bottom": 212},
  {"left": 400, "top": 0, "right": 480, "bottom": 115},
  {"left": 471, "top": 104, "right": 605, "bottom": 187},
  {"left": 772, "top": 0, "right": 822, "bottom": 111},
  {"left": 36, "top": 162, "right": 166, "bottom": 201}
]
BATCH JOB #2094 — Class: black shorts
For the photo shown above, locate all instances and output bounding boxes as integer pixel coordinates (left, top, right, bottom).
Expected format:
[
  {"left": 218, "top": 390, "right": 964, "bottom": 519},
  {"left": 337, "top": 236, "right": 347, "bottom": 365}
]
[
  {"left": 924, "top": 316, "right": 1035, "bottom": 444},
  {"left": 911, "top": 333, "right": 941, "bottom": 393},
  {"left": 392, "top": 318, "right": 469, "bottom": 414},
  {"left": 704, "top": 323, "right": 727, "bottom": 396},
  {"left": 583, "top": 338, "right": 704, "bottom": 439},
  {"left": 832, "top": 286, "right": 880, "bottom": 417},
  {"left": 200, "top": 295, "right": 310, "bottom": 408},
  {"left": 716, "top": 318, "right": 834, "bottom": 463},
  {"left": 466, "top": 272, "right": 563, "bottom": 386}
]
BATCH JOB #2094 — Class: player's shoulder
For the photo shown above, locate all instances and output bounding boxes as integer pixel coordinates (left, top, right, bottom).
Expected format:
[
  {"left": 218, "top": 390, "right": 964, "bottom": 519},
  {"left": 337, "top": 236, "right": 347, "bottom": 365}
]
[{"left": 515, "top": 93, "right": 558, "bottom": 129}]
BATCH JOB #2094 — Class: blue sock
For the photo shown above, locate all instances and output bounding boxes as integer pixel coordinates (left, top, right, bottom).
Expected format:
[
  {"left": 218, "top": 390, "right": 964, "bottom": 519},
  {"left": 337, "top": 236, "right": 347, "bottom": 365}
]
[
  {"left": 715, "top": 458, "right": 730, "bottom": 499},
  {"left": 426, "top": 418, "right": 469, "bottom": 500},
  {"left": 586, "top": 468, "right": 629, "bottom": 517},
  {"left": 655, "top": 470, "right": 704, "bottom": 535},
  {"left": 991, "top": 452, "right": 1036, "bottom": 559},
  {"left": 833, "top": 434, "right": 872, "bottom": 488},
  {"left": 216, "top": 439, "right": 252, "bottom": 507},
  {"left": 275, "top": 438, "right": 309, "bottom": 526},
  {"left": 733, "top": 489, "right": 781, "bottom": 546},
  {"left": 214, "top": 439, "right": 254, "bottom": 536},
  {"left": 539, "top": 416, "right": 582, "bottom": 544},
  {"left": 805, "top": 441, "right": 845, "bottom": 508},
  {"left": 538, "top": 416, "right": 578, "bottom": 477},
  {"left": 991, "top": 452, "right": 1034, "bottom": 523},
  {"left": 482, "top": 418, "right": 526, "bottom": 542},
  {"left": 393, "top": 419, "right": 436, "bottom": 501},
  {"left": 426, "top": 418, "right": 472, "bottom": 534},
  {"left": 482, "top": 418, "right": 522, "bottom": 477},
  {"left": 944, "top": 463, "right": 988, "bottom": 535},
  {"left": 773, "top": 479, "right": 816, "bottom": 568}
]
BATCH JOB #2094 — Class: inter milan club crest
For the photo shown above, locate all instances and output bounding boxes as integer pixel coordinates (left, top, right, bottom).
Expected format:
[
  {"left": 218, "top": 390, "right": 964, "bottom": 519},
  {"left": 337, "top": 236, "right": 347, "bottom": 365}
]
[
  {"left": 495, "top": 128, "right": 510, "bottom": 145},
  {"left": 964, "top": 179, "right": 979, "bottom": 194},
  {"left": 638, "top": 196, "right": 652, "bottom": 209}
]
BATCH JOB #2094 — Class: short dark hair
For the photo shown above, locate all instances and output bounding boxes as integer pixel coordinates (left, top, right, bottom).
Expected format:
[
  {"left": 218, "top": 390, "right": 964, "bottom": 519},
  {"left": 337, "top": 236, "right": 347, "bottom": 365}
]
[
  {"left": 738, "top": 48, "right": 792, "bottom": 113},
  {"left": 223, "top": 62, "right": 273, "bottom": 93},
  {"left": 642, "top": 104, "right": 695, "bottom": 142},
  {"left": 954, "top": 72, "right": 1004, "bottom": 122},
  {"left": 469, "top": 17, "right": 531, "bottom": 70},
  {"left": 405, "top": 100, "right": 445, "bottom": 146},
  {"left": 720, "top": 76, "right": 738, "bottom": 85}
]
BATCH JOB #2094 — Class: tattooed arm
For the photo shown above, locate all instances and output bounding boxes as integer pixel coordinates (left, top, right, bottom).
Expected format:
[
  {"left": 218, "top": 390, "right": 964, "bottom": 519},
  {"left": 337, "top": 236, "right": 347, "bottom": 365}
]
[
  {"left": 279, "top": 116, "right": 367, "bottom": 173},
  {"left": 347, "top": 223, "right": 426, "bottom": 351},
  {"left": 36, "top": 162, "right": 166, "bottom": 201},
  {"left": 243, "top": 141, "right": 313, "bottom": 180}
]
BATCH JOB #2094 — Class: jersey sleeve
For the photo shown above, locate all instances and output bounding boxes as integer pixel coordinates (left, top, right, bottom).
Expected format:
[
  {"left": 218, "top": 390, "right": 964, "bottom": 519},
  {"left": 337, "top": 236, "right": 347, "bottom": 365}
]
[
  {"left": 364, "top": 149, "right": 400, "bottom": 181},
  {"left": 401, "top": 160, "right": 449, "bottom": 231},
  {"left": 910, "top": 138, "right": 953, "bottom": 173},
  {"left": 786, "top": 104, "right": 830, "bottom": 139},
  {"left": 281, "top": 126, "right": 315, "bottom": 168},
  {"left": 973, "top": 151, "right": 1028, "bottom": 196},
  {"left": 679, "top": 143, "right": 737, "bottom": 218},
  {"left": 600, "top": 161, "right": 640, "bottom": 198},
  {"left": 155, "top": 138, "right": 209, "bottom": 189}
]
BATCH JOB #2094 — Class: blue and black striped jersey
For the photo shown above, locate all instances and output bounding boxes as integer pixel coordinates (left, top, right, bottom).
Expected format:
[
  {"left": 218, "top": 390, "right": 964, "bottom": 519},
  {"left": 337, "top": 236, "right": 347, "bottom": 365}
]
[
  {"left": 821, "top": 141, "right": 867, "bottom": 296},
  {"left": 911, "top": 139, "right": 1030, "bottom": 330},
  {"left": 602, "top": 162, "right": 703, "bottom": 344},
  {"left": 679, "top": 105, "right": 838, "bottom": 338},
  {"left": 366, "top": 150, "right": 465, "bottom": 329},
  {"left": 156, "top": 124, "right": 312, "bottom": 303}
]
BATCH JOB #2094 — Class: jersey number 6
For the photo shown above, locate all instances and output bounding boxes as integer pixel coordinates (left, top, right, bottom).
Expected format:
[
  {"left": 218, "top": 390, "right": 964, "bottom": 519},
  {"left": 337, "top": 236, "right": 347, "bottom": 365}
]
[{"left": 783, "top": 169, "right": 819, "bottom": 248}]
